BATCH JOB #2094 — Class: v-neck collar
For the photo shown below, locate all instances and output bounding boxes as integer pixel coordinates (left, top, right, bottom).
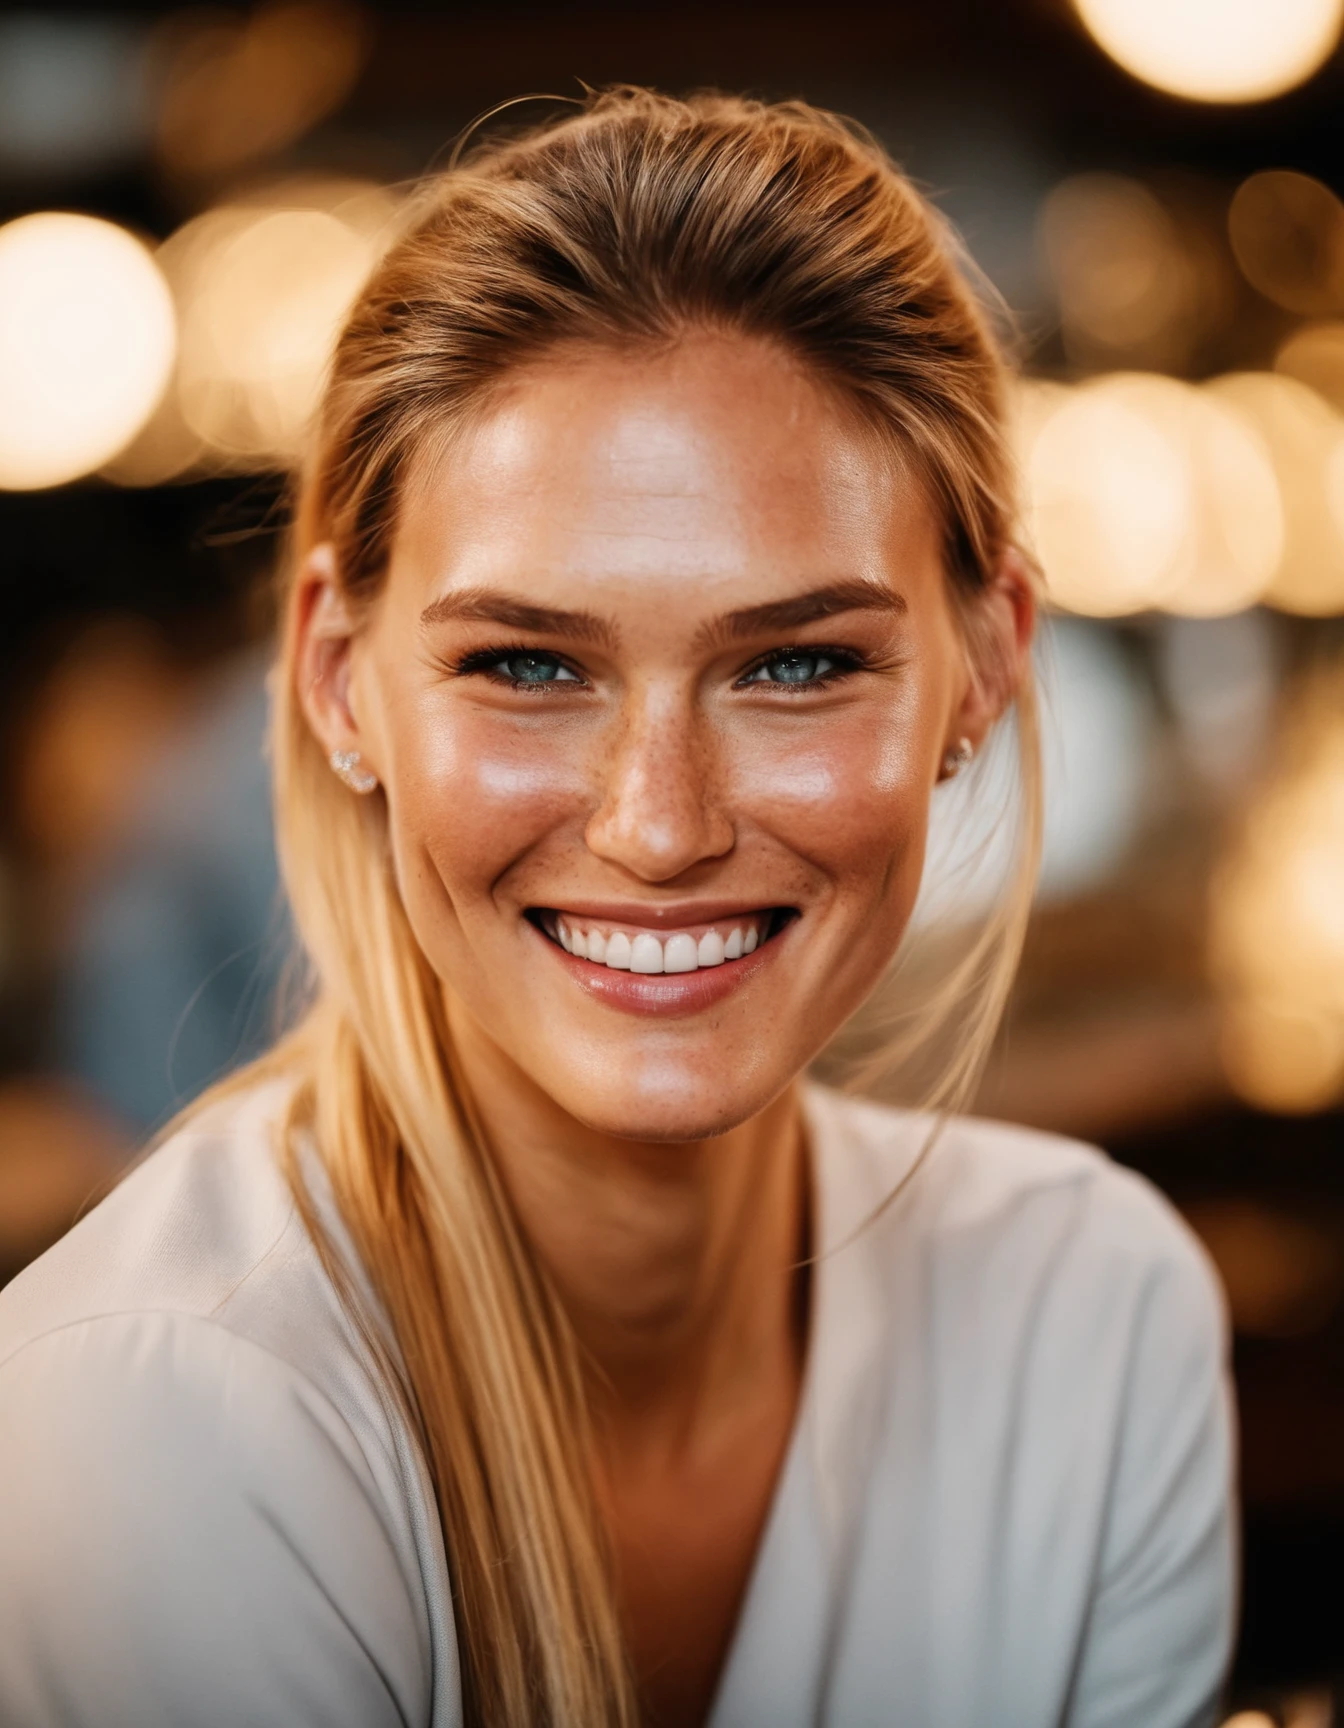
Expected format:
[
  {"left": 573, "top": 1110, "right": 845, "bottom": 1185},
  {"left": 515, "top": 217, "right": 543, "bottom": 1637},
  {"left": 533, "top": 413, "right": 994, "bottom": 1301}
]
[{"left": 707, "top": 1087, "right": 929, "bottom": 1728}]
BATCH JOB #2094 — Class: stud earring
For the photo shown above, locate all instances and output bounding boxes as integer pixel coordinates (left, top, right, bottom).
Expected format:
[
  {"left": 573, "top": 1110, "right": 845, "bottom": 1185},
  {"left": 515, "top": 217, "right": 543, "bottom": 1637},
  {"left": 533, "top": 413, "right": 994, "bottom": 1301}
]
[
  {"left": 941, "top": 736, "right": 974, "bottom": 779},
  {"left": 330, "top": 748, "right": 379, "bottom": 794}
]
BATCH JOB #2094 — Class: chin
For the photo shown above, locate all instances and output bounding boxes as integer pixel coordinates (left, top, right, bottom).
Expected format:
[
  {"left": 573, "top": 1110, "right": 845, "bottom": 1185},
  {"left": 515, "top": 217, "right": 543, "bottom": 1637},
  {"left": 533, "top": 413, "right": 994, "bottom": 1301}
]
[{"left": 546, "top": 1060, "right": 788, "bottom": 1146}]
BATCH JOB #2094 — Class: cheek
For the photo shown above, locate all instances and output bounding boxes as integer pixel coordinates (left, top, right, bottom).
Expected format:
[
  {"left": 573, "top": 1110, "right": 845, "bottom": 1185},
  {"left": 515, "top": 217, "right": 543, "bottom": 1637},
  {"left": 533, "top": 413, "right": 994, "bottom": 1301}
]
[
  {"left": 732, "top": 693, "right": 937, "bottom": 895},
  {"left": 381, "top": 694, "right": 588, "bottom": 899}
]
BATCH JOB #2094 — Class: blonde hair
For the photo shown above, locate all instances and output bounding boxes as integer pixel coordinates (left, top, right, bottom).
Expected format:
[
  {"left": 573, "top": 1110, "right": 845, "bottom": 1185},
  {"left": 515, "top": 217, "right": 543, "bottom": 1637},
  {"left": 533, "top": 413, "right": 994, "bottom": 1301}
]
[{"left": 240, "top": 88, "right": 1039, "bottom": 1727}]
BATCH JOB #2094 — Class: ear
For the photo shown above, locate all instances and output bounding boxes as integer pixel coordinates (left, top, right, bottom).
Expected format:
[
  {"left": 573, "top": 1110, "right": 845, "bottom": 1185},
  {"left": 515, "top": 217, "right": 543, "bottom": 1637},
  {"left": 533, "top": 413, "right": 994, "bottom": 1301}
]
[
  {"left": 945, "top": 546, "right": 1037, "bottom": 767},
  {"left": 293, "top": 542, "right": 378, "bottom": 772}
]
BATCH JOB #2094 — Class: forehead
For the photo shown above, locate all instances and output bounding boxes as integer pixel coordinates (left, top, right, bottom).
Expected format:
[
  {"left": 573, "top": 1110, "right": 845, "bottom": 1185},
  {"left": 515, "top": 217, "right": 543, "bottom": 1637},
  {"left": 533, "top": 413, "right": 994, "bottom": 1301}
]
[{"left": 390, "top": 334, "right": 942, "bottom": 615}]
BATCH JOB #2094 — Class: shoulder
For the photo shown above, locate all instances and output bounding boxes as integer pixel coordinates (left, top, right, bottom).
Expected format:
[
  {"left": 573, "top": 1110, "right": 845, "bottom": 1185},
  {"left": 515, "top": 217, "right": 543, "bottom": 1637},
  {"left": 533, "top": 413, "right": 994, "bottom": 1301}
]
[
  {"left": 0, "top": 1081, "right": 444, "bottom": 1726},
  {"left": 0, "top": 1077, "right": 335, "bottom": 1370},
  {"left": 804, "top": 1091, "right": 1235, "bottom": 1721},
  {"left": 0, "top": 1072, "right": 376, "bottom": 1491},
  {"left": 0, "top": 1076, "right": 407, "bottom": 1528},
  {"left": 804, "top": 1083, "right": 1224, "bottom": 1343},
  {"left": 0, "top": 1306, "right": 435, "bottom": 1726}
]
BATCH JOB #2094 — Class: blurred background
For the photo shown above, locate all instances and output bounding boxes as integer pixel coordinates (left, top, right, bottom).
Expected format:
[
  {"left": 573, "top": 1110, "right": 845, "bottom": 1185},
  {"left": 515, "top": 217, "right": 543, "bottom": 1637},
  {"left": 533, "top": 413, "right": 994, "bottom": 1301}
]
[{"left": 0, "top": 2, "right": 1340, "bottom": 1719}]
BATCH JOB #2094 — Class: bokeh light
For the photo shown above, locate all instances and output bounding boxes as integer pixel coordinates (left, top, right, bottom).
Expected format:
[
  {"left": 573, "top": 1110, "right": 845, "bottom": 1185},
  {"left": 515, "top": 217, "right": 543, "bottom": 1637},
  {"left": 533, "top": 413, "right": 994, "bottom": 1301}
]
[
  {"left": 1211, "top": 674, "right": 1344, "bottom": 1112},
  {"left": 1073, "top": 0, "right": 1344, "bottom": 103},
  {"left": 1275, "top": 318, "right": 1344, "bottom": 410},
  {"left": 154, "top": 1, "right": 368, "bottom": 181},
  {"left": 1021, "top": 373, "right": 1282, "bottom": 618},
  {"left": 1166, "top": 386, "right": 1284, "bottom": 616},
  {"left": 1229, "top": 170, "right": 1344, "bottom": 316},
  {"left": 1207, "top": 371, "right": 1344, "bottom": 614},
  {"left": 0, "top": 212, "right": 175, "bottom": 490},
  {"left": 111, "top": 177, "right": 397, "bottom": 479},
  {"left": 1187, "top": 1198, "right": 1344, "bottom": 1336},
  {"left": 175, "top": 205, "right": 369, "bottom": 463},
  {"left": 1025, "top": 375, "right": 1193, "bottom": 616},
  {"left": 1282, "top": 1693, "right": 1336, "bottom": 1728},
  {"left": 1039, "top": 174, "right": 1199, "bottom": 368},
  {"left": 1221, "top": 998, "right": 1344, "bottom": 1114}
]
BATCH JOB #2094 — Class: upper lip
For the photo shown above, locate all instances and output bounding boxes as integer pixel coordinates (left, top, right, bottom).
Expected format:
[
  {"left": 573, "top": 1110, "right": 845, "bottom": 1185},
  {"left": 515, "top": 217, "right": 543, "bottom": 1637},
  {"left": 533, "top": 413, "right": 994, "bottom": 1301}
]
[{"left": 529, "top": 898, "right": 790, "bottom": 928}]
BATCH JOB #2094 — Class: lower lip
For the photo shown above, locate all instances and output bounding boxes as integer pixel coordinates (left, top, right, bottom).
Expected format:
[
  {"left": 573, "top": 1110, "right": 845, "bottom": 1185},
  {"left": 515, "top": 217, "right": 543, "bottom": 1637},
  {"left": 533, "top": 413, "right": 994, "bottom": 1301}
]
[{"left": 530, "top": 922, "right": 786, "bottom": 1017}]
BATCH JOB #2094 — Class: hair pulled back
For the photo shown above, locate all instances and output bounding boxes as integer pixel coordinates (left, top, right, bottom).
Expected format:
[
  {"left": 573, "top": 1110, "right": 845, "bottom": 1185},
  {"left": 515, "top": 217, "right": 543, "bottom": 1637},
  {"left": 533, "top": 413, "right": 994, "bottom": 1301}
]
[{"left": 256, "top": 87, "right": 1037, "bottom": 1727}]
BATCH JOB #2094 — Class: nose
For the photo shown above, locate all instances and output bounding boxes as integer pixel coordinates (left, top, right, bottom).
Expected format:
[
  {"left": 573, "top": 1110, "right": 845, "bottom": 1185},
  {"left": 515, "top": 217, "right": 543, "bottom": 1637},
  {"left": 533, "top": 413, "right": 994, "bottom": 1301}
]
[{"left": 584, "top": 686, "right": 735, "bottom": 882}]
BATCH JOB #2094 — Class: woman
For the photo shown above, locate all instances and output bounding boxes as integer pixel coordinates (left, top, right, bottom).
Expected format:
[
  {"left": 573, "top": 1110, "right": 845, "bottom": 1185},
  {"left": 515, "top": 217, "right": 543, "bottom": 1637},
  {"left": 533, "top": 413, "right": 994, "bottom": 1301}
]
[{"left": 0, "top": 90, "right": 1233, "bottom": 1728}]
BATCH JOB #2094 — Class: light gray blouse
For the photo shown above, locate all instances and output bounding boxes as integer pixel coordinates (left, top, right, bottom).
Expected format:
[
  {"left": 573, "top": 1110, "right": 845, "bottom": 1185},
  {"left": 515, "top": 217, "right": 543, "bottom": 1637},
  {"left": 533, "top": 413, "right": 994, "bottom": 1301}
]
[{"left": 0, "top": 1082, "right": 1235, "bottom": 1727}]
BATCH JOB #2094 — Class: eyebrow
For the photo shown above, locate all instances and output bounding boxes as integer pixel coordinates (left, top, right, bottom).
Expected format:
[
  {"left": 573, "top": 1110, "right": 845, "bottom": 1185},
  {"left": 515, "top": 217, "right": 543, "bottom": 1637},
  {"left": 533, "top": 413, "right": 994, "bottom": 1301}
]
[
  {"left": 419, "top": 588, "right": 619, "bottom": 649},
  {"left": 418, "top": 576, "right": 906, "bottom": 651},
  {"left": 695, "top": 579, "right": 907, "bottom": 648}
]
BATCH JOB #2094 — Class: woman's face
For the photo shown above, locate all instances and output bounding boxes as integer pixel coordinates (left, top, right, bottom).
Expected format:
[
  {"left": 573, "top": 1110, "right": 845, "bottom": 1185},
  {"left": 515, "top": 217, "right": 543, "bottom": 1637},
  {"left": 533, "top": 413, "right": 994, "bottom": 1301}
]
[{"left": 306, "top": 334, "right": 1024, "bottom": 1141}]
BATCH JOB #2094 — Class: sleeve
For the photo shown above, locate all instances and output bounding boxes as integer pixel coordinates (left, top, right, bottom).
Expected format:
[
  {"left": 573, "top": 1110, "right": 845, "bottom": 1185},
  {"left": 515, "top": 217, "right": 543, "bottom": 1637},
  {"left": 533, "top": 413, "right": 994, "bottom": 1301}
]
[
  {"left": 1067, "top": 1228, "right": 1238, "bottom": 1728},
  {"left": 0, "top": 1310, "right": 434, "bottom": 1728}
]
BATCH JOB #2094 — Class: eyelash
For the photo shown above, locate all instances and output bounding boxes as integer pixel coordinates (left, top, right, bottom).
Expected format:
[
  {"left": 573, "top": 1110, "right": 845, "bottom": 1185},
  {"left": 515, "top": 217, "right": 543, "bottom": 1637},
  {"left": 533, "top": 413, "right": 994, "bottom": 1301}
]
[
  {"left": 736, "top": 645, "right": 868, "bottom": 689},
  {"left": 450, "top": 643, "right": 870, "bottom": 692}
]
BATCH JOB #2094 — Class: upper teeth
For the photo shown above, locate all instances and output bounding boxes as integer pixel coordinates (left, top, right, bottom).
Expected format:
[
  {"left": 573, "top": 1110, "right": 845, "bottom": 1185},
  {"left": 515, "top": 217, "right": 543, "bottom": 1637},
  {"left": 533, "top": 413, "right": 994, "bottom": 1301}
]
[{"left": 554, "top": 916, "right": 764, "bottom": 972}]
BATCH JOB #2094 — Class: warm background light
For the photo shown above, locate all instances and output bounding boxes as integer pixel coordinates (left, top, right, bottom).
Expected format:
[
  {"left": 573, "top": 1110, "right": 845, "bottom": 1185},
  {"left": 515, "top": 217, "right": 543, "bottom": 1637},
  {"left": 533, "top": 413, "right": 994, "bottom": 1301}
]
[
  {"left": 1039, "top": 174, "right": 1200, "bottom": 371},
  {"left": 1074, "top": 0, "right": 1344, "bottom": 104},
  {"left": 1229, "top": 170, "right": 1344, "bottom": 315},
  {"left": 154, "top": 1, "right": 368, "bottom": 182},
  {"left": 109, "top": 176, "right": 397, "bottom": 480},
  {"left": 1220, "top": 999, "right": 1344, "bottom": 1115},
  {"left": 175, "top": 204, "right": 372, "bottom": 464},
  {"left": 1210, "top": 673, "right": 1344, "bottom": 1113},
  {"left": 1025, "top": 374, "right": 1193, "bottom": 616},
  {"left": 1164, "top": 385, "right": 1283, "bottom": 616},
  {"left": 1020, "top": 373, "right": 1283, "bottom": 618},
  {"left": 0, "top": 212, "right": 175, "bottom": 490},
  {"left": 1187, "top": 1198, "right": 1344, "bottom": 1338},
  {"left": 1222, "top": 1706, "right": 1335, "bottom": 1728},
  {"left": 1276, "top": 319, "right": 1344, "bottom": 410},
  {"left": 1207, "top": 371, "right": 1344, "bottom": 615}
]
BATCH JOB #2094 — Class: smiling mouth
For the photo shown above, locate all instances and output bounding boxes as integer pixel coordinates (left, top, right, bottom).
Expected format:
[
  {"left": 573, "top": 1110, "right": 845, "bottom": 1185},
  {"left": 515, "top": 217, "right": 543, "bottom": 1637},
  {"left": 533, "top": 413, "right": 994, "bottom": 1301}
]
[{"left": 529, "top": 907, "right": 797, "bottom": 974}]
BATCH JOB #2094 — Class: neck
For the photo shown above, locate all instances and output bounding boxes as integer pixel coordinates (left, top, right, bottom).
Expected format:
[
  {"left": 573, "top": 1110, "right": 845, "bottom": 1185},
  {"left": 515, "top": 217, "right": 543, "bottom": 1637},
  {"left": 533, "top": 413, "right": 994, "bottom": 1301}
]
[{"left": 445, "top": 1003, "right": 810, "bottom": 1457}]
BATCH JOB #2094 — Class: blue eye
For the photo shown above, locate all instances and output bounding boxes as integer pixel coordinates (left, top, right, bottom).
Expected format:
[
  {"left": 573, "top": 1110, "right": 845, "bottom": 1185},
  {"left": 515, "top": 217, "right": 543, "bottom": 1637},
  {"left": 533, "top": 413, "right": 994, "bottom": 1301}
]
[
  {"left": 491, "top": 653, "right": 581, "bottom": 685},
  {"left": 742, "top": 650, "right": 845, "bottom": 686}
]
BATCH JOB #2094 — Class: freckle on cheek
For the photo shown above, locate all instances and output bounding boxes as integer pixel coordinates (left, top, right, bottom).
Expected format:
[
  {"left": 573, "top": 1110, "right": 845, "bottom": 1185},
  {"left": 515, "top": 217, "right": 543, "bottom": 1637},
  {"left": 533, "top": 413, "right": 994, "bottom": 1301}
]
[{"left": 401, "top": 742, "right": 586, "bottom": 895}]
